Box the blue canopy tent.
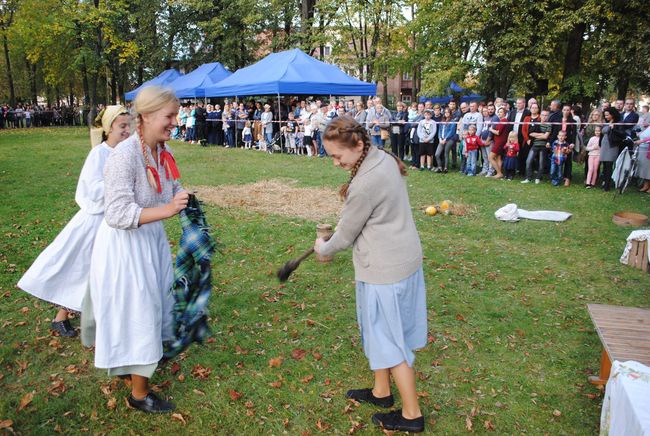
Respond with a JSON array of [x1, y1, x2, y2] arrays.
[[124, 69, 183, 101], [168, 62, 232, 98], [203, 48, 376, 97], [419, 82, 484, 105]]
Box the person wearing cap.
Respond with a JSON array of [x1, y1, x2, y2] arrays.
[[17, 105, 131, 337]]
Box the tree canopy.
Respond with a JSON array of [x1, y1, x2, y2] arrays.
[[1, 0, 648, 112]]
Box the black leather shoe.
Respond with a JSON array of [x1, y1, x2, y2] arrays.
[[372, 409, 425, 432], [345, 388, 394, 408], [51, 319, 77, 337], [127, 392, 175, 413]]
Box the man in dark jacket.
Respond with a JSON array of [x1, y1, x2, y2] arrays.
[[194, 102, 207, 142], [622, 98, 640, 138]]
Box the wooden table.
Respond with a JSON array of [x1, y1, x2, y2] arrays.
[[587, 304, 650, 386]]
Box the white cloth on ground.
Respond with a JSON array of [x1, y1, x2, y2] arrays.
[[619, 230, 650, 265], [494, 203, 572, 222], [600, 360, 650, 436], [17, 142, 113, 311]]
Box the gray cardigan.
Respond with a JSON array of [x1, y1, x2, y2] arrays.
[[320, 146, 422, 284]]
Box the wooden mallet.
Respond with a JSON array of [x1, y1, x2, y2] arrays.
[[276, 235, 330, 283]]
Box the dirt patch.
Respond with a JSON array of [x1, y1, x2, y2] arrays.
[[190, 179, 342, 221], [418, 202, 477, 217]]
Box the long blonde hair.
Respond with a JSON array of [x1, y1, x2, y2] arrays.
[[133, 86, 178, 119]]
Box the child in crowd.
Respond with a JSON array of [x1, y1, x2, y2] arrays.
[[185, 106, 195, 143], [463, 124, 482, 176], [407, 102, 418, 123], [503, 131, 520, 180], [284, 113, 298, 154], [242, 121, 252, 149], [417, 109, 437, 171], [585, 125, 601, 188], [314, 117, 426, 433], [549, 130, 569, 186], [303, 118, 314, 157]]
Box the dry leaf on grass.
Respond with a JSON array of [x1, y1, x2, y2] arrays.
[[172, 413, 187, 425], [268, 357, 284, 368], [291, 349, 307, 360], [18, 391, 34, 411], [228, 390, 243, 401]]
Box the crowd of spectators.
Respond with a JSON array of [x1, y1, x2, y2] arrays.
[[0, 103, 91, 128], [5, 94, 649, 192], [176, 95, 649, 192]]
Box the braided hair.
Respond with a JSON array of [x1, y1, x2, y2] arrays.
[[323, 117, 407, 200]]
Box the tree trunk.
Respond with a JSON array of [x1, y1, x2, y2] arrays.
[[561, 21, 586, 100], [301, 0, 315, 51], [69, 81, 74, 107], [616, 75, 629, 100], [2, 32, 15, 106]]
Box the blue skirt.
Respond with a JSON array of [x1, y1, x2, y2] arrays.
[[355, 267, 427, 370], [503, 156, 518, 170]]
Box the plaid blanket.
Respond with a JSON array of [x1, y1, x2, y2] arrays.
[[163, 194, 217, 359]]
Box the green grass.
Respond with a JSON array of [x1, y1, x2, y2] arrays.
[[0, 127, 648, 434]]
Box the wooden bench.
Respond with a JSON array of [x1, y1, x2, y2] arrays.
[[587, 304, 650, 387]]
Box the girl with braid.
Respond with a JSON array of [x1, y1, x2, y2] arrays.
[[314, 117, 427, 433], [87, 86, 188, 413]]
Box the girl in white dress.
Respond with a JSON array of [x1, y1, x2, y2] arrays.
[[17, 106, 131, 337], [88, 86, 188, 413]]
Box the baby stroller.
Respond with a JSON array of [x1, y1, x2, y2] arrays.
[[266, 131, 284, 154]]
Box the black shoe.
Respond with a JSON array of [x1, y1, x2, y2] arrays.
[[372, 409, 425, 432], [51, 319, 77, 337], [345, 388, 394, 408], [127, 392, 176, 413]]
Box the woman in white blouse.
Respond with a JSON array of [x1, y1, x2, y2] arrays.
[[18, 106, 130, 337], [88, 86, 188, 413]]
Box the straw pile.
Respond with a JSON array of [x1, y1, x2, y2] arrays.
[[189, 179, 342, 221]]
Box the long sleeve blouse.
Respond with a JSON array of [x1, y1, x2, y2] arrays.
[[103, 134, 182, 230]]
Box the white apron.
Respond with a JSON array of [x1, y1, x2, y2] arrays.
[[17, 143, 113, 311], [90, 220, 175, 369]]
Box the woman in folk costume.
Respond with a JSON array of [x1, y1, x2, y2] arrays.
[[17, 106, 131, 337], [87, 86, 188, 413]]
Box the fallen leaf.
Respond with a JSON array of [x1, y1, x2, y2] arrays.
[[455, 313, 466, 322], [18, 391, 35, 411], [0, 420, 13, 429], [228, 389, 243, 401], [191, 364, 211, 379], [15, 321, 27, 326], [316, 418, 331, 432], [553, 409, 562, 417], [170, 362, 181, 375], [268, 357, 284, 368], [312, 351, 323, 361], [65, 364, 78, 374], [107, 397, 117, 410], [301, 374, 314, 384], [484, 420, 496, 430], [178, 374, 185, 382], [269, 381, 282, 388], [291, 349, 307, 360], [48, 379, 66, 397], [465, 416, 473, 431], [172, 413, 186, 425], [464, 339, 474, 351], [244, 401, 254, 409], [416, 391, 429, 398]]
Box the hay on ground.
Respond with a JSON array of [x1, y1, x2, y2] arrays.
[[190, 179, 342, 221]]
